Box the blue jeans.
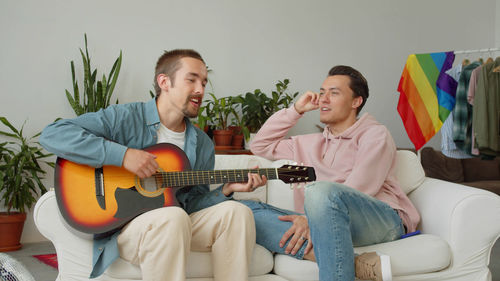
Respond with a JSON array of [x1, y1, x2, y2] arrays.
[[241, 181, 405, 281]]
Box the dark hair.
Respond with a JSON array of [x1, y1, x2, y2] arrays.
[[327, 65, 369, 114], [154, 49, 205, 96]]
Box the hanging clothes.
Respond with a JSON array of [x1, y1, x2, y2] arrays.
[[473, 57, 500, 156], [467, 66, 482, 155], [452, 61, 481, 154], [440, 65, 473, 158]]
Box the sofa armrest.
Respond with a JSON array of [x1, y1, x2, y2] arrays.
[[408, 178, 500, 268], [34, 190, 95, 279]]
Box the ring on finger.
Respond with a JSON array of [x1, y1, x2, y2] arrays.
[[300, 236, 306, 241]]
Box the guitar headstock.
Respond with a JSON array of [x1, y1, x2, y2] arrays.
[[277, 165, 316, 184]]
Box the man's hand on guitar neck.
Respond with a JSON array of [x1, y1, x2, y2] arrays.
[[222, 166, 268, 196], [123, 148, 159, 178]]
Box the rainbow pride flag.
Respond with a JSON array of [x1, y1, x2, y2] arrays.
[[397, 51, 455, 150]]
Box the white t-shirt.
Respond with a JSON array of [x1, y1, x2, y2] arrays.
[[157, 123, 186, 150]]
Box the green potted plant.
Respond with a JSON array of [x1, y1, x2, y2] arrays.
[[65, 34, 122, 116], [268, 79, 299, 114], [237, 79, 299, 147], [228, 101, 250, 148], [0, 117, 53, 251], [205, 93, 237, 147], [192, 103, 214, 133]]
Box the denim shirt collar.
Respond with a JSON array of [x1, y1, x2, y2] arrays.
[[184, 120, 198, 169], [145, 98, 161, 127]]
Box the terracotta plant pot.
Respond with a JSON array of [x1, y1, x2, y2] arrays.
[[232, 134, 244, 148], [212, 129, 233, 146], [0, 212, 27, 252], [228, 126, 244, 148]]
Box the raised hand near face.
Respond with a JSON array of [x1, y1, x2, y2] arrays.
[[294, 91, 320, 114]]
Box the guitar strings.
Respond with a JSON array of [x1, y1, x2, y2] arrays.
[[96, 168, 308, 184]]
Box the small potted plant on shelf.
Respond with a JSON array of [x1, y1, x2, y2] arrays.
[[0, 117, 53, 251], [205, 93, 237, 147], [228, 108, 250, 149]]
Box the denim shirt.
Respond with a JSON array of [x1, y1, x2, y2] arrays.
[[40, 99, 232, 278]]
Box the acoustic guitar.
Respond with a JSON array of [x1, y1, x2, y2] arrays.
[[54, 143, 316, 234]]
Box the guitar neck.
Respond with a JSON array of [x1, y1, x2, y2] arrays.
[[158, 168, 279, 187]]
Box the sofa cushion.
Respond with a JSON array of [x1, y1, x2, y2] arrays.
[[395, 150, 426, 194], [105, 244, 274, 278], [461, 157, 500, 182], [273, 234, 450, 280], [213, 154, 272, 202], [419, 147, 464, 182], [354, 234, 450, 276]]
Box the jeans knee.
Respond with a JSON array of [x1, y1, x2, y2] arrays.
[[304, 182, 350, 218], [239, 199, 264, 212]]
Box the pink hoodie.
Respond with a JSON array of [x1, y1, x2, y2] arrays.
[[250, 106, 420, 233]]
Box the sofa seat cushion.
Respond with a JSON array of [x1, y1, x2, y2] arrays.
[[273, 234, 450, 281], [105, 244, 274, 279]]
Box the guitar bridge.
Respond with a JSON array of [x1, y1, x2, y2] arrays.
[[95, 167, 106, 210]]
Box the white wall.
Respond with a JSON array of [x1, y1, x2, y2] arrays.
[[0, 0, 497, 243], [497, 0, 500, 46]]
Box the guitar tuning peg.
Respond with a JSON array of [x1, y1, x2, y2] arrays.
[[289, 183, 294, 189]]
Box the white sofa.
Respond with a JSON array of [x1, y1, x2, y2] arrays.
[[34, 150, 500, 281]]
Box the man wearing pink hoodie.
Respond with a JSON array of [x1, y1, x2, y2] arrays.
[[243, 65, 420, 281]]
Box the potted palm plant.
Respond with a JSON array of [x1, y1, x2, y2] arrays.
[[0, 117, 53, 251]]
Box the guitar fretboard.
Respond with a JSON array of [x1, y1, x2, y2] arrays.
[[157, 168, 278, 187]]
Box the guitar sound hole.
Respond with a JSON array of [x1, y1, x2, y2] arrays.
[[139, 177, 161, 193]]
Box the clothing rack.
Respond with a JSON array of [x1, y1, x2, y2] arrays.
[[454, 47, 500, 55]]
